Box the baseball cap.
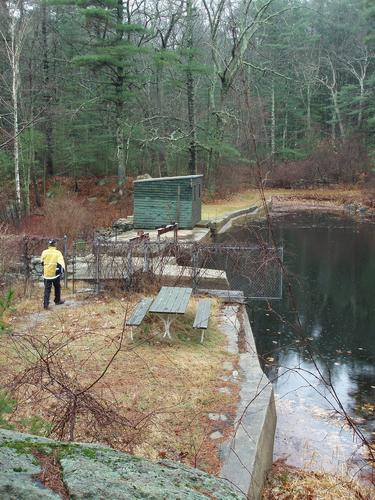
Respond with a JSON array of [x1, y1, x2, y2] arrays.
[[48, 239, 56, 246]]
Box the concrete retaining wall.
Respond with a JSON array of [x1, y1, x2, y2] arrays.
[[219, 304, 276, 499]]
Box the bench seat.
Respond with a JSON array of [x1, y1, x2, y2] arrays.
[[193, 299, 211, 343], [126, 298, 153, 339]]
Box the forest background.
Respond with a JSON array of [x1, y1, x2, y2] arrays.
[[0, 0, 374, 222], [0, 2, 375, 495]]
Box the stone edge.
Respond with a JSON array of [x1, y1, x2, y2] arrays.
[[202, 197, 272, 235], [220, 305, 276, 500]]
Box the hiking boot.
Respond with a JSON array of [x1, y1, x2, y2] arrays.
[[44, 305, 49, 310], [55, 300, 65, 305]]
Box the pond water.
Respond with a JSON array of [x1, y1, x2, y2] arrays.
[[218, 212, 375, 476]]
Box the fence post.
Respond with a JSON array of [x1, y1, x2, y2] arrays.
[[279, 246, 284, 300], [22, 236, 30, 294], [72, 242, 76, 294], [143, 241, 150, 273], [95, 238, 101, 294], [63, 235, 68, 288], [126, 243, 133, 290], [191, 245, 200, 294]]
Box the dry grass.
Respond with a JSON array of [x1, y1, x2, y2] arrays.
[[202, 191, 261, 219], [1, 286, 239, 474], [263, 459, 375, 499], [202, 186, 366, 221]]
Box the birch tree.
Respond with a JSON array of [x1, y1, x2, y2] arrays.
[[0, 0, 30, 212]]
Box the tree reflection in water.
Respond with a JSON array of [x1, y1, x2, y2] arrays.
[[218, 213, 375, 473]]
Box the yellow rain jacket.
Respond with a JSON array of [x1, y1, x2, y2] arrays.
[[40, 246, 65, 280]]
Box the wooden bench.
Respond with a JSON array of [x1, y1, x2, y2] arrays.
[[129, 231, 150, 244], [126, 298, 153, 340], [156, 223, 178, 243], [193, 299, 211, 343]]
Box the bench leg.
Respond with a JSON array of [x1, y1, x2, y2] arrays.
[[128, 327, 134, 341], [162, 316, 173, 339], [200, 329, 205, 344]]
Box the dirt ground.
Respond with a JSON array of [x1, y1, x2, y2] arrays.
[[1, 285, 239, 475]]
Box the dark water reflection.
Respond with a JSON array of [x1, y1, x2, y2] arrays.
[[218, 212, 375, 473]]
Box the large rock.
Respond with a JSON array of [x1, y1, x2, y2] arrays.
[[0, 429, 242, 499], [112, 217, 134, 233]]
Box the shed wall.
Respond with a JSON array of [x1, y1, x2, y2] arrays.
[[133, 177, 202, 229]]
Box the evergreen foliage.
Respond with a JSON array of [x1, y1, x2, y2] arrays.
[[0, 0, 373, 204]]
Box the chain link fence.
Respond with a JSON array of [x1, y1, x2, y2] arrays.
[[4, 236, 283, 300], [0, 234, 68, 291], [189, 244, 283, 300]]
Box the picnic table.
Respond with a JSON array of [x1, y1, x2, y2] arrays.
[[149, 286, 192, 339]]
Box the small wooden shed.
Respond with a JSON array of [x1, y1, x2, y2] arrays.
[[133, 175, 203, 229]]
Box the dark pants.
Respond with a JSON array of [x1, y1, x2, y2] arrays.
[[44, 277, 61, 308]]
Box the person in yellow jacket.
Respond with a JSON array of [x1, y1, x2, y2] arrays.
[[40, 239, 66, 310]]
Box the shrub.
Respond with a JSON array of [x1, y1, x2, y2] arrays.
[[215, 163, 253, 198], [267, 136, 370, 188], [265, 160, 316, 188], [0, 289, 13, 332], [43, 194, 94, 239], [20, 192, 96, 240], [0, 224, 22, 287], [360, 172, 375, 208], [0, 389, 15, 429]]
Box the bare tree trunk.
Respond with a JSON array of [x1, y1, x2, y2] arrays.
[[202, 0, 276, 189], [344, 49, 369, 129], [116, 100, 125, 189], [282, 109, 288, 151], [331, 89, 345, 139], [186, 0, 197, 175], [331, 109, 336, 143], [206, 80, 216, 182], [10, 12, 21, 211], [358, 78, 364, 128], [1, 1, 31, 214], [187, 72, 197, 175], [32, 174, 41, 207], [271, 81, 276, 158], [320, 57, 345, 141], [306, 83, 311, 133], [42, 4, 54, 176], [115, 0, 125, 189]]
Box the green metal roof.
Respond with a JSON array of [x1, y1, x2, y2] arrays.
[[134, 175, 203, 184]]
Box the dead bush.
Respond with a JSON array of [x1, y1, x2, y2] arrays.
[[267, 136, 369, 188], [266, 160, 316, 188], [44, 194, 94, 239], [0, 182, 18, 222], [360, 172, 375, 209], [0, 224, 22, 287], [8, 323, 144, 448], [214, 163, 254, 198]]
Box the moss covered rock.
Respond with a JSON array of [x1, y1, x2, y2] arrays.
[[0, 429, 242, 499]]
